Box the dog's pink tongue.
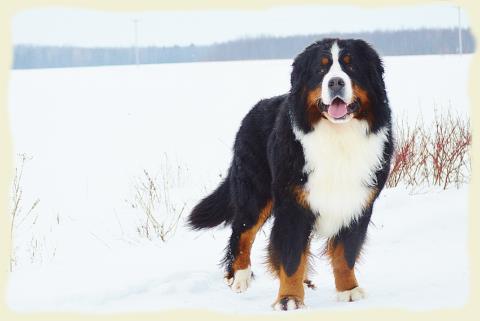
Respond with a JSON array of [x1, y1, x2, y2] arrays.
[[328, 100, 348, 118]]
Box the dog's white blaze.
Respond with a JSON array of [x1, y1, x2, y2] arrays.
[[294, 120, 388, 238], [321, 41, 353, 104]]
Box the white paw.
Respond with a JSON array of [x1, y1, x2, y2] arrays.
[[226, 267, 252, 293], [337, 286, 366, 302], [272, 297, 305, 311], [224, 274, 234, 286]]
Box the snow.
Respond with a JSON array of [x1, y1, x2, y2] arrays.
[[6, 54, 472, 313]]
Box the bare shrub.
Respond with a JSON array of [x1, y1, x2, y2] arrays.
[[430, 112, 471, 188], [10, 153, 41, 271], [127, 156, 187, 242], [387, 111, 471, 190]]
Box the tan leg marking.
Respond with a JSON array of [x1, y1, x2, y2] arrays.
[[231, 200, 273, 272], [272, 250, 310, 310], [327, 241, 358, 292]]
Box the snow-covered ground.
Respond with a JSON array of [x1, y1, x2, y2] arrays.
[[6, 54, 472, 313]]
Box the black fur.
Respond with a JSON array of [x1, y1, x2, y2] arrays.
[[188, 38, 393, 291], [188, 179, 234, 229]]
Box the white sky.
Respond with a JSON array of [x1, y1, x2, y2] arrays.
[[12, 3, 470, 47]]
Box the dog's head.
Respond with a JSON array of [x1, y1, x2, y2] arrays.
[[290, 38, 389, 133]]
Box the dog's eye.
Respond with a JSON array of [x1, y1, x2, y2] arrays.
[[342, 54, 352, 65], [321, 56, 330, 65]]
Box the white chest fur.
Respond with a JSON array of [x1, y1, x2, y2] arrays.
[[293, 119, 388, 238]]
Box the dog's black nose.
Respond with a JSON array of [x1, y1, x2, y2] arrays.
[[328, 77, 345, 92]]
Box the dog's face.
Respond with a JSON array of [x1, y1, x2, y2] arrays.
[[319, 41, 357, 124], [291, 38, 385, 128]]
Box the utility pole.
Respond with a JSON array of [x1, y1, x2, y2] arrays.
[[133, 19, 140, 65], [457, 6, 463, 55]]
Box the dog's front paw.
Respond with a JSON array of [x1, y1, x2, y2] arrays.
[[272, 296, 305, 311], [224, 267, 253, 293], [336, 286, 366, 302]]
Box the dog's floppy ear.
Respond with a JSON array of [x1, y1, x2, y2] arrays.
[[290, 41, 321, 94], [354, 39, 390, 130], [290, 49, 310, 94], [354, 39, 385, 84]]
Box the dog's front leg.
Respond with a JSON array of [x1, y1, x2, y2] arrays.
[[268, 196, 315, 311], [327, 205, 373, 302]]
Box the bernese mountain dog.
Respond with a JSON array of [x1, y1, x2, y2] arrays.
[[188, 38, 393, 311]]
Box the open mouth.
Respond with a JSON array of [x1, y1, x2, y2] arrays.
[[319, 97, 360, 121]]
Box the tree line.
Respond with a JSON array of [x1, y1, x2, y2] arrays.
[[13, 28, 475, 69]]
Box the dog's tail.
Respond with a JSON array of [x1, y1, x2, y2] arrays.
[[187, 179, 234, 230]]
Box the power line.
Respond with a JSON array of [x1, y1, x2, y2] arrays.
[[457, 6, 463, 55], [133, 19, 140, 65]]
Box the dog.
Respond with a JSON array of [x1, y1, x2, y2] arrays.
[[188, 38, 393, 310]]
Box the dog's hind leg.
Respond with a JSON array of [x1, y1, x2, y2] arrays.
[[220, 106, 274, 292], [223, 199, 273, 293]]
